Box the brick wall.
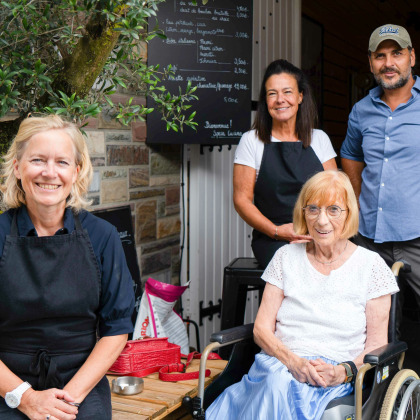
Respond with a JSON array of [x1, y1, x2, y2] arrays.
[[79, 112, 181, 285]]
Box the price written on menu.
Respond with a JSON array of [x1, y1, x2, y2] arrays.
[[147, 0, 253, 145]]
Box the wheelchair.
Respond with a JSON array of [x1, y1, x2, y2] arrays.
[[183, 261, 420, 420]]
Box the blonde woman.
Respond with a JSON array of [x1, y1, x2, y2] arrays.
[[0, 116, 134, 420]]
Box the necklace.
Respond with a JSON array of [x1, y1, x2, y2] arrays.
[[313, 240, 348, 265]]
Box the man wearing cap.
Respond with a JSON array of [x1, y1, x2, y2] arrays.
[[341, 24, 420, 329]]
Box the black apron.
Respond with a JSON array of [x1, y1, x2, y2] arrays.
[[252, 142, 323, 268], [0, 209, 101, 392]]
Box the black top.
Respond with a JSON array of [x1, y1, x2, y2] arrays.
[[0, 206, 135, 337]]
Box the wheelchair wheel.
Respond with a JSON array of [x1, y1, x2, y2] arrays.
[[396, 379, 420, 420], [380, 369, 419, 420]]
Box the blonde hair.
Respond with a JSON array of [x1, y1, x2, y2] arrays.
[[293, 170, 359, 239], [1, 115, 92, 211]]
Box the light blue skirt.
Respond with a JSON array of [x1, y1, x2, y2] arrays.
[[206, 353, 353, 420]]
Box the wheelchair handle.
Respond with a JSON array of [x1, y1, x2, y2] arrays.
[[391, 260, 411, 277], [389, 260, 411, 342], [197, 341, 221, 406]]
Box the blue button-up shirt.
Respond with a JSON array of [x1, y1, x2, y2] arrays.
[[0, 206, 135, 336], [341, 76, 420, 243]]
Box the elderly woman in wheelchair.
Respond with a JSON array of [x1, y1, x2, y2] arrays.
[[206, 170, 400, 420]]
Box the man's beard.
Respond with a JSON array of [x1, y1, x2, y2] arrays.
[[373, 66, 412, 90]]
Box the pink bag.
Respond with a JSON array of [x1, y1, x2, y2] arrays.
[[133, 278, 189, 354]]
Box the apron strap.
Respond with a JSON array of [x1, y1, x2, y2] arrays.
[[10, 211, 18, 237], [29, 349, 61, 389], [72, 210, 83, 232]]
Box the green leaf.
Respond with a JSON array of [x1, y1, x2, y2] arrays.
[[113, 77, 127, 88], [38, 75, 51, 82], [105, 96, 114, 107]]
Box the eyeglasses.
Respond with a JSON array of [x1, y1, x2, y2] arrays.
[[302, 205, 348, 219]]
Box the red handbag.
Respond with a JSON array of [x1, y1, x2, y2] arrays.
[[109, 337, 221, 382]]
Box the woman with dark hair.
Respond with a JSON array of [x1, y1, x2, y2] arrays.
[[233, 59, 337, 268]]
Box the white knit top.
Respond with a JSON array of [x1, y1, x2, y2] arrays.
[[261, 243, 399, 362]]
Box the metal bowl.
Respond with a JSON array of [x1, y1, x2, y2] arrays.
[[111, 376, 144, 395]]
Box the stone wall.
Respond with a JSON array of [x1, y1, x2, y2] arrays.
[[84, 112, 182, 285]]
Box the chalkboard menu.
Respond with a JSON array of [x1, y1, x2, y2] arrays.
[[146, 0, 253, 145]]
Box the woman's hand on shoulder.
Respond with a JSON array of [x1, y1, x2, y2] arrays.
[[276, 223, 312, 243], [309, 359, 346, 387], [287, 355, 327, 387], [19, 388, 78, 420]]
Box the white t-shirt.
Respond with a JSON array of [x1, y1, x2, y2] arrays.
[[234, 129, 337, 177], [261, 243, 399, 362]]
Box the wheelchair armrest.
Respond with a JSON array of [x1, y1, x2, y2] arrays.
[[210, 323, 254, 345], [363, 341, 407, 365]]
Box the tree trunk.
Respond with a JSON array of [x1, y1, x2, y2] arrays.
[[51, 11, 124, 98], [52, 8, 124, 98]]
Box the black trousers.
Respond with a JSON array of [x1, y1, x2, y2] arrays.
[[0, 376, 111, 420], [353, 233, 420, 371]]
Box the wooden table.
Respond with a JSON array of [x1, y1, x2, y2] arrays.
[[108, 359, 228, 420]]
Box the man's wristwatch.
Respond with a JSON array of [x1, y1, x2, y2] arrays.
[[5, 382, 32, 408]]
